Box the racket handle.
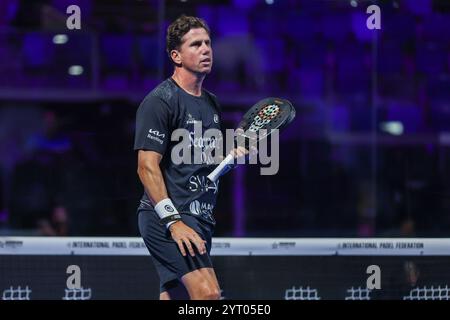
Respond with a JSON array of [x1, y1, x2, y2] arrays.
[[207, 154, 234, 183]]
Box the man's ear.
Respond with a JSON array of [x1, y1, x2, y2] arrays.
[[170, 49, 182, 65]]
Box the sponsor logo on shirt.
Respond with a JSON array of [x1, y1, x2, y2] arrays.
[[188, 133, 218, 149], [147, 128, 165, 144], [190, 200, 215, 217], [214, 114, 219, 124], [187, 128, 221, 165], [188, 175, 219, 194], [186, 113, 201, 125]]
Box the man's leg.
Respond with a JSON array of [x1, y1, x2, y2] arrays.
[[181, 267, 221, 300], [160, 287, 190, 300], [160, 291, 171, 300], [159, 279, 190, 300]]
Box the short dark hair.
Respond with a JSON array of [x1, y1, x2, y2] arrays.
[[166, 15, 210, 59]]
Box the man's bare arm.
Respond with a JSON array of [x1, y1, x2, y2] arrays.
[[137, 150, 206, 256], [137, 150, 168, 204]]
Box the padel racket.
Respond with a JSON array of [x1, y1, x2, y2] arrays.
[[207, 97, 296, 182]]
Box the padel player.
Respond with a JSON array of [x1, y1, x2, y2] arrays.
[[134, 15, 246, 300]]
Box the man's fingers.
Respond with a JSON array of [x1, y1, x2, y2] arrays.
[[195, 241, 206, 255], [189, 234, 207, 255], [177, 239, 186, 256], [172, 226, 207, 256], [231, 147, 249, 159], [187, 234, 206, 255], [249, 145, 258, 155], [237, 146, 249, 154], [183, 238, 196, 256]]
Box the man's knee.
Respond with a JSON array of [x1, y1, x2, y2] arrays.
[[160, 291, 170, 300], [193, 282, 221, 300], [206, 287, 221, 300]]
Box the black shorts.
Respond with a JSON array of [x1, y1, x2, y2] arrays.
[[138, 208, 214, 293]]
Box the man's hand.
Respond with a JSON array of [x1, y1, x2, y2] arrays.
[[169, 221, 207, 256], [230, 145, 258, 160], [230, 146, 248, 159]]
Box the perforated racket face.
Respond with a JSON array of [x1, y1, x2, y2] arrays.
[[240, 98, 295, 138]]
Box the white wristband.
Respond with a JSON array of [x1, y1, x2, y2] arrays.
[[154, 198, 179, 219], [155, 198, 180, 229]]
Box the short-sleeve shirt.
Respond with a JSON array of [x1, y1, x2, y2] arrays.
[[134, 78, 222, 225]]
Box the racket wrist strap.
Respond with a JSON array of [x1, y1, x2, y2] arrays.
[[155, 198, 182, 228]]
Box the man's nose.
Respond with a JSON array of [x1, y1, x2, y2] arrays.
[[200, 42, 210, 54]]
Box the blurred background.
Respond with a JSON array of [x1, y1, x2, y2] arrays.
[[0, 0, 449, 238]]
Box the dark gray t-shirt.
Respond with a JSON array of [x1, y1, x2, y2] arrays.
[[134, 78, 222, 225]]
